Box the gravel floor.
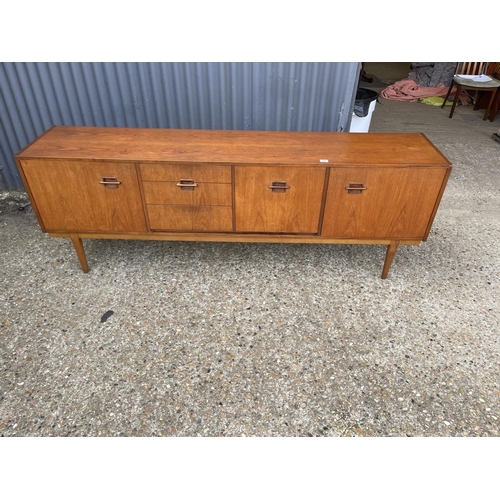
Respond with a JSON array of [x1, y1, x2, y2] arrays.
[[1, 103, 500, 437]]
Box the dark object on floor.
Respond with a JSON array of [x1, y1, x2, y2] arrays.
[[359, 62, 374, 84], [100, 310, 114, 323], [493, 133, 500, 144], [353, 88, 379, 117], [361, 70, 373, 83], [442, 62, 500, 121]]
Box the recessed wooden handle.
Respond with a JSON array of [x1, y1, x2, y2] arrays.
[[100, 177, 121, 188], [345, 183, 367, 194], [269, 181, 290, 193], [177, 179, 198, 190]]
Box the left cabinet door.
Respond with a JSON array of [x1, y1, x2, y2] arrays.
[[20, 160, 148, 233]]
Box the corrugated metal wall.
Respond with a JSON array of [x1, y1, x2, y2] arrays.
[[0, 62, 359, 189]]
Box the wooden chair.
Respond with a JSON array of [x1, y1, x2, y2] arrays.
[[441, 62, 500, 121], [488, 63, 500, 122]]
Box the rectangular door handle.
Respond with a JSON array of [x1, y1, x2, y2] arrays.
[[269, 181, 290, 193], [176, 179, 198, 190], [345, 183, 367, 194], [100, 177, 121, 188]]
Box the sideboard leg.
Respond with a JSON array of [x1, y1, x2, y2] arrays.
[[382, 240, 399, 279], [69, 233, 89, 273]]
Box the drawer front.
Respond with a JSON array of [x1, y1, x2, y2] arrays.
[[322, 167, 447, 239], [143, 181, 232, 206], [148, 205, 233, 232], [140, 163, 231, 183], [142, 162, 234, 232], [234, 166, 326, 233]]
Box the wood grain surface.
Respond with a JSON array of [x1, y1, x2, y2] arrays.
[[321, 167, 447, 239], [147, 205, 233, 232], [20, 160, 147, 232], [143, 182, 232, 206], [235, 166, 326, 233], [17, 126, 452, 167]]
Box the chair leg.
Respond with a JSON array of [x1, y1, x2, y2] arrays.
[[442, 81, 454, 109], [490, 90, 500, 122], [485, 89, 498, 121], [449, 84, 461, 118], [473, 90, 481, 111]]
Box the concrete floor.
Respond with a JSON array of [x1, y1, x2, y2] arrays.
[[1, 70, 499, 436]]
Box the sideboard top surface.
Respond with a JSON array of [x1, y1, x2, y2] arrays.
[[17, 126, 452, 167]]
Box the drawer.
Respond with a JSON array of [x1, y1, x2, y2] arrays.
[[143, 181, 232, 206], [140, 163, 231, 183], [147, 205, 233, 232]]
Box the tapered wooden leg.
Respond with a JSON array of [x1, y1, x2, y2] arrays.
[[382, 240, 399, 279], [70, 233, 89, 273]]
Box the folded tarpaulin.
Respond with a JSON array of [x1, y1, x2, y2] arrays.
[[380, 79, 472, 105]]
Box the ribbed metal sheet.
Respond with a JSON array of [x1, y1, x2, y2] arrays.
[[0, 62, 359, 189]]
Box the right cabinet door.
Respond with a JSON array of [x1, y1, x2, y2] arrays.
[[321, 167, 447, 239]]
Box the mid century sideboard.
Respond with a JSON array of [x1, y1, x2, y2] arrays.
[[15, 126, 452, 278]]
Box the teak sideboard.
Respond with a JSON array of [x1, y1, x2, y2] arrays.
[[15, 126, 452, 278]]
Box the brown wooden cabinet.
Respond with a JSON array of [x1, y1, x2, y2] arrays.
[[15, 126, 452, 278]]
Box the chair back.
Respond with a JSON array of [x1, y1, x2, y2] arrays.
[[489, 62, 500, 77], [455, 62, 489, 75]]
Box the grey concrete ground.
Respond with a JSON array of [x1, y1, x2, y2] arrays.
[[1, 76, 499, 436]]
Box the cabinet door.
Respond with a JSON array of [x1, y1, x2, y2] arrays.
[[321, 167, 446, 239], [235, 166, 326, 233], [20, 160, 147, 233]]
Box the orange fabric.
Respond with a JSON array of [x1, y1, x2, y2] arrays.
[[381, 79, 472, 105]]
